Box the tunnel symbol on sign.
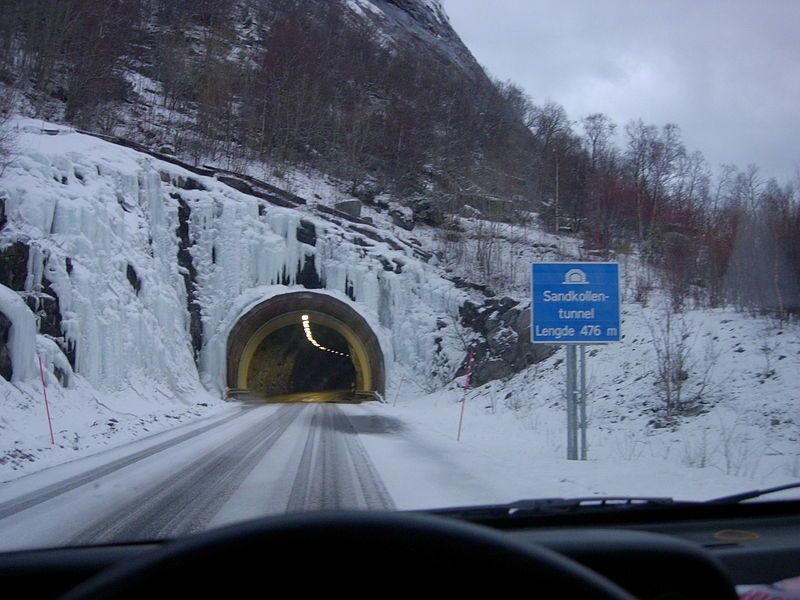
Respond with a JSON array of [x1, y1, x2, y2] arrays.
[[563, 269, 590, 285]]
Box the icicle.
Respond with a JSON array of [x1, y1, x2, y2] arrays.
[[0, 284, 37, 381]]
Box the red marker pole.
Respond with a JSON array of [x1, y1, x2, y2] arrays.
[[457, 350, 475, 442], [38, 355, 55, 445], [392, 376, 405, 407]]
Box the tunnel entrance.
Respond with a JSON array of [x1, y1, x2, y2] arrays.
[[247, 321, 356, 395], [227, 292, 385, 399]]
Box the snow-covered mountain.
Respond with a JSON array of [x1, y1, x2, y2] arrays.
[[0, 1, 797, 498]]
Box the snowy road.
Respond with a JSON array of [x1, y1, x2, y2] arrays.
[[0, 401, 394, 550], [1, 392, 763, 553]]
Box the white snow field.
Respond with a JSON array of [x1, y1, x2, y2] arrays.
[[384, 303, 800, 503]]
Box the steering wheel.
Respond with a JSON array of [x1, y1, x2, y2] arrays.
[[60, 511, 636, 598]]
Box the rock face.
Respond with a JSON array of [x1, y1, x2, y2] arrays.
[[26, 274, 74, 369], [247, 326, 302, 396], [0, 195, 6, 231], [460, 296, 556, 387], [389, 208, 414, 231], [361, 0, 484, 78], [0, 241, 29, 292], [0, 241, 75, 375], [0, 311, 11, 380], [246, 323, 356, 396], [174, 194, 203, 361], [334, 200, 362, 219]]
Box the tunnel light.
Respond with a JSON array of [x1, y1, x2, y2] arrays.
[[300, 314, 350, 358]]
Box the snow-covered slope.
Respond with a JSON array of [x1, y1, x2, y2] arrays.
[[398, 303, 800, 493], [2, 117, 467, 384], [0, 118, 468, 473]]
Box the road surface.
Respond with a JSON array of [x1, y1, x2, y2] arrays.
[[0, 397, 395, 550]]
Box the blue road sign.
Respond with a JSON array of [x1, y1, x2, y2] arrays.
[[531, 262, 620, 344]]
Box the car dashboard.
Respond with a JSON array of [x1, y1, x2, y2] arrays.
[[470, 499, 800, 599], [0, 500, 798, 599]]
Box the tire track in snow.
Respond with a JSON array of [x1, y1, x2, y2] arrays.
[[0, 407, 252, 520], [333, 407, 395, 510], [287, 405, 323, 510], [70, 404, 304, 544], [287, 404, 394, 511]]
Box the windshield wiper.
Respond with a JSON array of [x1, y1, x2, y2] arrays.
[[425, 496, 676, 519], [426, 485, 800, 518], [708, 481, 800, 504]]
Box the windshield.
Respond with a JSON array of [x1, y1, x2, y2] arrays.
[[0, 0, 797, 552]]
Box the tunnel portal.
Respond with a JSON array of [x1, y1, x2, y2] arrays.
[[226, 293, 385, 398]]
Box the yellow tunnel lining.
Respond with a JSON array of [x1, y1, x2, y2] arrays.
[[236, 310, 373, 393]]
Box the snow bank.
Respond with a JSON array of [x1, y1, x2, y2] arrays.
[[392, 300, 800, 493]]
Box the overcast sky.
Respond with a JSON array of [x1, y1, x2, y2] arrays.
[[444, 0, 799, 184]]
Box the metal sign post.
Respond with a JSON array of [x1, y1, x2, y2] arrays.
[[531, 262, 621, 461], [579, 344, 587, 461], [566, 345, 578, 459]]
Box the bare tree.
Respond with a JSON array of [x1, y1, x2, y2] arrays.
[[581, 113, 619, 249], [647, 123, 685, 225], [0, 85, 15, 176], [647, 305, 694, 418], [582, 113, 616, 171], [647, 302, 721, 422], [672, 150, 710, 218], [624, 120, 687, 239]]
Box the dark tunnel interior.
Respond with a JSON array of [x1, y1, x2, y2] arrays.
[[246, 322, 356, 397]]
